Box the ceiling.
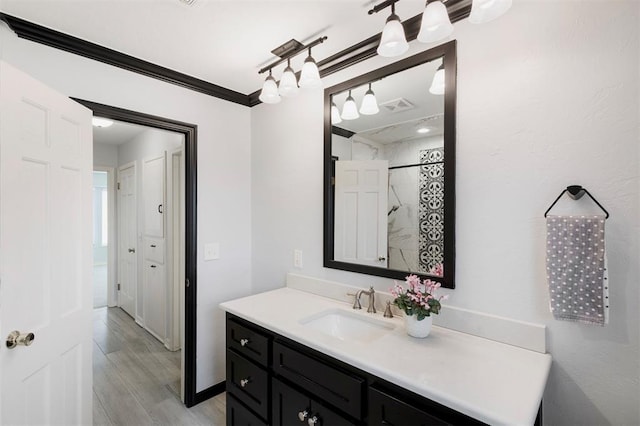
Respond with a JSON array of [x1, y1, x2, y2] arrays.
[[0, 0, 432, 95], [93, 119, 148, 145]]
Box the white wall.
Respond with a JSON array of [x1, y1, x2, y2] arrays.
[[251, 2, 639, 425], [0, 22, 253, 392], [93, 142, 118, 168]]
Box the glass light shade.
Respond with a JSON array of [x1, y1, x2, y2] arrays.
[[92, 117, 114, 128], [429, 66, 445, 95], [341, 94, 359, 120], [299, 56, 322, 89], [377, 15, 409, 58], [279, 66, 299, 97], [417, 1, 453, 43], [359, 89, 379, 115], [331, 102, 342, 124], [469, 0, 512, 24], [258, 75, 281, 104]]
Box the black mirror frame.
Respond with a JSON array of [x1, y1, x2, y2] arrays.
[[323, 40, 457, 289]]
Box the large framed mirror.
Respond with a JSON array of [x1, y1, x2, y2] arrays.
[[323, 41, 456, 288]]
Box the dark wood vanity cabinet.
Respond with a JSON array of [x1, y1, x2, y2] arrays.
[[225, 313, 484, 426]]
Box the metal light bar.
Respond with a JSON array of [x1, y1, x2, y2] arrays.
[[368, 0, 401, 15], [259, 36, 328, 74]]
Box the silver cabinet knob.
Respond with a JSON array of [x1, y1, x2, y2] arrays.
[[240, 378, 250, 388], [298, 410, 308, 422], [240, 338, 249, 347], [308, 415, 319, 426], [6, 330, 35, 349], [378, 256, 386, 261]]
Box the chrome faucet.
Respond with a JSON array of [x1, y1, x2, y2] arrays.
[[352, 286, 376, 313]]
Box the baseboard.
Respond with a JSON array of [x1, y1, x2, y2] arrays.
[[190, 381, 226, 407]]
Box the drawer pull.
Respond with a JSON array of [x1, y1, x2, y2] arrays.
[[240, 338, 249, 347], [150, 244, 156, 248], [298, 410, 308, 422], [240, 378, 250, 388], [308, 415, 319, 426]]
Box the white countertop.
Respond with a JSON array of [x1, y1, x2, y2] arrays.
[[220, 287, 551, 426]]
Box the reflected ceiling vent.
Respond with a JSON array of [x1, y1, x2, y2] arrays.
[[379, 98, 415, 114], [178, 0, 198, 6]]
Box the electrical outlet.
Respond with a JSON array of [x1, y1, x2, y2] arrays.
[[294, 249, 303, 268]]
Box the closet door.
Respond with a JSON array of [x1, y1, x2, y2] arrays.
[[143, 153, 166, 238], [143, 260, 166, 342]]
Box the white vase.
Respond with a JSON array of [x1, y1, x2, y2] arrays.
[[404, 315, 433, 338]]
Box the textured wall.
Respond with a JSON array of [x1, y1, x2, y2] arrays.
[[251, 1, 639, 424]]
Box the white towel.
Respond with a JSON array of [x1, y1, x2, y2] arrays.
[[546, 215, 608, 326]]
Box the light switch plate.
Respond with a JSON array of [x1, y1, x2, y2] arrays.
[[294, 249, 303, 268], [204, 243, 220, 261]]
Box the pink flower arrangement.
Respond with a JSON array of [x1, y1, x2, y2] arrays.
[[390, 271, 448, 321]]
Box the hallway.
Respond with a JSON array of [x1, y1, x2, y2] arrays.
[[93, 307, 225, 425]]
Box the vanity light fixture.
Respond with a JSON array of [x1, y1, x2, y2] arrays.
[[278, 58, 299, 98], [359, 83, 380, 115], [417, 0, 454, 43], [258, 36, 327, 104], [92, 117, 114, 128], [258, 69, 281, 104], [299, 48, 322, 89], [370, 1, 409, 58], [469, 0, 513, 24], [429, 62, 445, 95], [331, 101, 343, 124], [341, 90, 360, 120]]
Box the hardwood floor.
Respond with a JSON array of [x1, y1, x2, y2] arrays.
[[93, 307, 226, 425]]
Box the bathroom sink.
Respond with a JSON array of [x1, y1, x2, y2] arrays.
[[299, 309, 395, 342]]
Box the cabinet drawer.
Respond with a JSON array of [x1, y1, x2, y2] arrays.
[[226, 393, 268, 426], [144, 237, 164, 264], [369, 386, 448, 426], [226, 350, 269, 420], [227, 317, 270, 366], [272, 378, 355, 426], [272, 341, 364, 420]]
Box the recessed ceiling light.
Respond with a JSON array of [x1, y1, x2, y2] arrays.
[[417, 127, 431, 134], [92, 117, 114, 128]]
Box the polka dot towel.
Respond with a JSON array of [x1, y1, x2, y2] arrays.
[[546, 215, 609, 326]]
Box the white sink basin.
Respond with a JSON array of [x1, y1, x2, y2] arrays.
[[299, 309, 395, 342]]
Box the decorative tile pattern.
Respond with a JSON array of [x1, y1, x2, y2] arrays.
[[418, 148, 444, 274]]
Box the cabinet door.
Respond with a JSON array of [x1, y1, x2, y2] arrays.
[[142, 153, 165, 238], [369, 386, 449, 426], [226, 393, 268, 426], [227, 350, 269, 420], [143, 261, 166, 342], [272, 378, 355, 426]]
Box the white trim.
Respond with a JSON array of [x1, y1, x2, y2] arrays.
[[94, 166, 117, 307]]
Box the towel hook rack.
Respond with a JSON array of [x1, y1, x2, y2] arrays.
[[544, 185, 610, 218]]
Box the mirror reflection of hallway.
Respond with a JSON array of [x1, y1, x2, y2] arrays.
[[93, 170, 110, 309]]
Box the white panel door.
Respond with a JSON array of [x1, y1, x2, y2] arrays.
[[0, 61, 92, 425], [334, 160, 389, 267], [143, 261, 166, 343], [143, 153, 166, 238], [118, 162, 137, 317]]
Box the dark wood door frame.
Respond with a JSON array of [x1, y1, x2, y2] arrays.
[[74, 98, 206, 407]]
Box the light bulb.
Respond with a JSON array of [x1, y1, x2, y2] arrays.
[[299, 54, 322, 89], [429, 64, 445, 95], [279, 61, 299, 98], [469, 0, 512, 24], [377, 6, 409, 58], [359, 84, 379, 115], [341, 91, 359, 120], [92, 117, 114, 128], [258, 72, 281, 104], [331, 102, 342, 124], [417, 1, 453, 43]]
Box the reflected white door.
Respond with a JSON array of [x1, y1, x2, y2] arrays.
[[0, 61, 93, 424], [118, 162, 137, 317], [334, 160, 389, 267]]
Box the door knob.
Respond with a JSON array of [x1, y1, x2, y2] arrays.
[[6, 330, 35, 349], [128, 248, 135, 253]]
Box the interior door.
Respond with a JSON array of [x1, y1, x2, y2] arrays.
[[0, 61, 93, 424], [334, 160, 389, 267], [143, 153, 165, 238], [118, 162, 137, 317]]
